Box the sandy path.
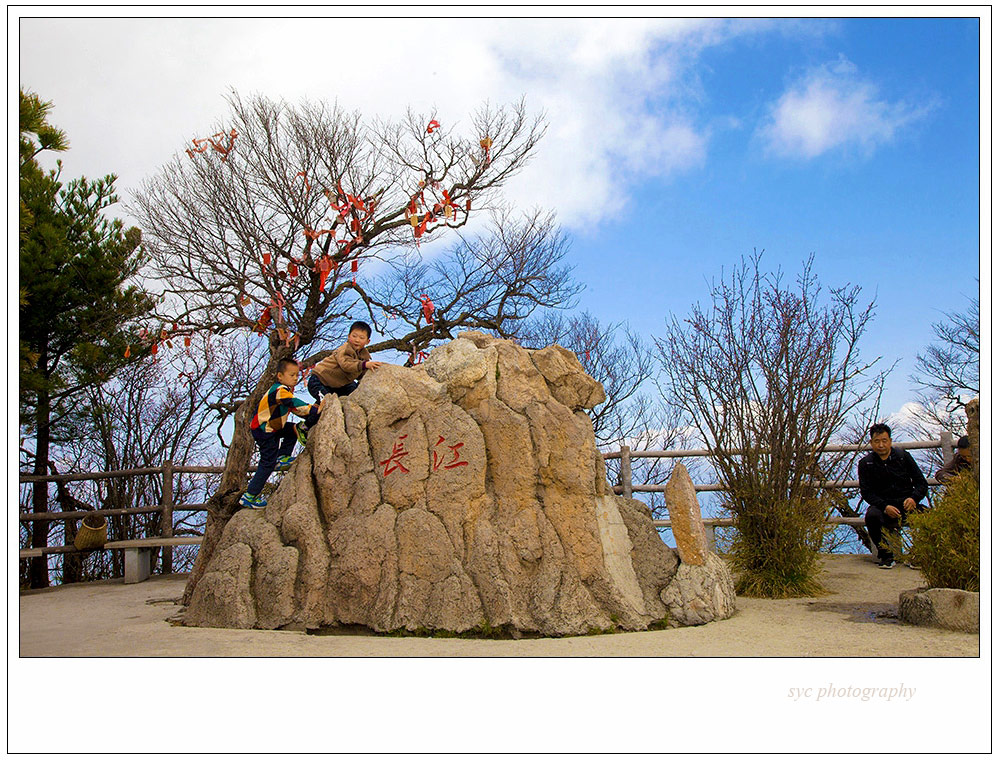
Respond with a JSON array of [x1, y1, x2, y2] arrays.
[[18, 553, 977, 657]]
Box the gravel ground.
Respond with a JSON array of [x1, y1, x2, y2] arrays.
[[17, 553, 978, 657]]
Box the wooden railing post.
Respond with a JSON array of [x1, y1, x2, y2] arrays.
[[939, 430, 953, 461], [161, 460, 174, 574], [620, 446, 632, 500]]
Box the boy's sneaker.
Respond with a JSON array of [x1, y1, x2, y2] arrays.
[[904, 561, 921, 570], [295, 422, 309, 447], [877, 558, 896, 569], [239, 492, 267, 509], [276, 454, 296, 472]]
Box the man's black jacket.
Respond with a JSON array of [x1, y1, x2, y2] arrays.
[[858, 446, 929, 511]]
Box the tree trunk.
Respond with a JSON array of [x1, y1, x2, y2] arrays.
[[62, 518, 82, 584], [181, 348, 285, 605], [30, 382, 51, 588], [57, 482, 86, 584]]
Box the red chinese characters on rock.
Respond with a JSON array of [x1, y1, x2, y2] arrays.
[[432, 436, 469, 472], [380, 434, 411, 477], [379, 434, 470, 478]]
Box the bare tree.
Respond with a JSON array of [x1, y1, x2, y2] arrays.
[[655, 252, 890, 596], [29, 334, 249, 584], [129, 91, 577, 602], [307, 207, 581, 365], [903, 288, 980, 468], [911, 288, 980, 410]]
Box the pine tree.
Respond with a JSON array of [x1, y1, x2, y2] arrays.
[[19, 89, 154, 587]]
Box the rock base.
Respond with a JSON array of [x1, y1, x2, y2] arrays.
[[659, 553, 737, 627], [899, 587, 979, 633]]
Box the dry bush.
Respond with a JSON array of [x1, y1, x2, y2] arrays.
[[908, 471, 979, 591], [656, 252, 888, 597]]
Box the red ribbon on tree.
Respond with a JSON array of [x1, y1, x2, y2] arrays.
[[254, 307, 272, 335], [304, 227, 338, 242], [185, 129, 238, 161], [316, 256, 334, 291], [426, 120, 440, 134], [420, 294, 435, 324]]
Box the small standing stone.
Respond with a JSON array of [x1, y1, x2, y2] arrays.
[[665, 462, 710, 566]]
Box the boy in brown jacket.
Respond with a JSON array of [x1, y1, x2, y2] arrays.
[[306, 320, 384, 403]]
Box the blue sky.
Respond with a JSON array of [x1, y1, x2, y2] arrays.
[[14, 13, 986, 419], [564, 17, 982, 416]]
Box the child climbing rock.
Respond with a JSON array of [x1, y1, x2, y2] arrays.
[[306, 320, 384, 403], [240, 358, 327, 509]]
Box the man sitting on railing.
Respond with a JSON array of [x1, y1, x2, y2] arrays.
[[858, 423, 929, 569]]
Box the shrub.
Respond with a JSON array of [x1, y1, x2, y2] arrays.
[[724, 487, 829, 598], [656, 254, 888, 598], [908, 471, 979, 591]]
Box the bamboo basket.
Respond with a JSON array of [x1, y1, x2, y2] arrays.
[[73, 514, 108, 551]]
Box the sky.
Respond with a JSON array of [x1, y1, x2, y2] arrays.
[[10, 9, 992, 748], [13, 10, 988, 421]]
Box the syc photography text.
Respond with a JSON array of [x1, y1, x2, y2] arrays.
[[788, 683, 916, 702]]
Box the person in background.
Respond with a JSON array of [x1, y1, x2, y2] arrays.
[[858, 423, 929, 569], [935, 435, 973, 484]]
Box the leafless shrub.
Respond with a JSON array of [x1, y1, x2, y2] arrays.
[[655, 252, 889, 596]]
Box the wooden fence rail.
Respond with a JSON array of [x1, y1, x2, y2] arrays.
[[605, 434, 954, 550], [603, 434, 954, 500], [17, 460, 234, 576], [19, 433, 955, 580]]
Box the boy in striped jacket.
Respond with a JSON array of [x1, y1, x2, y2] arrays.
[[240, 358, 328, 509]]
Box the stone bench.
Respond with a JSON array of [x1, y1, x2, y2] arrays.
[[19, 537, 203, 583]]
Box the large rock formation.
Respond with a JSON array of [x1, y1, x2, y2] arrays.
[[183, 332, 735, 635]]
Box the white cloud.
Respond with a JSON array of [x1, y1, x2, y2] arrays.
[[17, 16, 761, 232], [758, 56, 933, 159]]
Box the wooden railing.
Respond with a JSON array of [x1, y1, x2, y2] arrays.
[[18, 461, 230, 575], [19, 433, 956, 578], [602, 433, 955, 548]]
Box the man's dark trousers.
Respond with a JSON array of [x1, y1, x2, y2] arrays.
[[865, 503, 926, 562]]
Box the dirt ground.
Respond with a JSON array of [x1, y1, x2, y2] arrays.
[[17, 553, 978, 657]]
